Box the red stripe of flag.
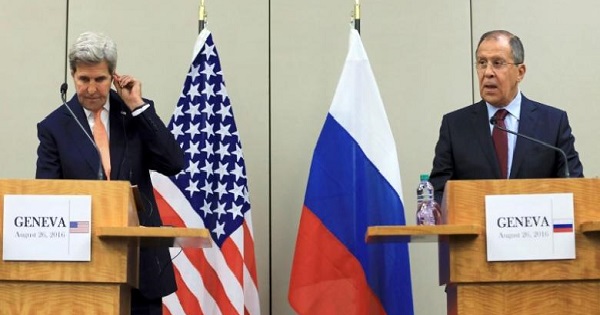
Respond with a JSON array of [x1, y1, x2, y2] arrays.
[[187, 248, 239, 315], [289, 206, 386, 315], [221, 238, 244, 285], [243, 221, 258, 286], [154, 188, 186, 227], [554, 227, 573, 233], [171, 255, 204, 315]]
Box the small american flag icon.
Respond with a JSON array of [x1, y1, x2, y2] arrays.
[[69, 221, 89, 233]]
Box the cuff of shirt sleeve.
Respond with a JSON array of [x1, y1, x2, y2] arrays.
[[131, 103, 150, 116]]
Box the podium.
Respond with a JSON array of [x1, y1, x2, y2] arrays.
[[367, 178, 600, 315], [0, 179, 210, 315]]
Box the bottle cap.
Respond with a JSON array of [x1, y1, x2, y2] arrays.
[[420, 174, 429, 181]]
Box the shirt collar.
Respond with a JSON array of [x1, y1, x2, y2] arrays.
[[486, 90, 521, 121], [83, 99, 111, 118]]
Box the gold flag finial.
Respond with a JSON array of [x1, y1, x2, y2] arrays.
[[353, 0, 361, 32], [199, 0, 206, 22], [354, 0, 360, 20], [199, 0, 206, 32]]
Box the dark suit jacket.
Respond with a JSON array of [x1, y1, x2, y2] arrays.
[[429, 94, 584, 203], [36, 90, 184, 299]]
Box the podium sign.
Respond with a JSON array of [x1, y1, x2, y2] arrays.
[[485, 193, 575, 262], [3, 195, 92, 261]]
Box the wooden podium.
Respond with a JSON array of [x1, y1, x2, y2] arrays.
[[367, 178, 600, 315], [0, 179, 210, 315]]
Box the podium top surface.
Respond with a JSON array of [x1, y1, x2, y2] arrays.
[[97, 226, 212, 248], [366, 224, 481, 243]]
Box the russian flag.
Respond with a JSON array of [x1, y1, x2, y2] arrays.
[[288, 28, 414, 315], [553, 219, 574, 233]]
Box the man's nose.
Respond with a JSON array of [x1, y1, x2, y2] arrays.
[[87, 82, 97, 94], [482, 65, 495, 77]]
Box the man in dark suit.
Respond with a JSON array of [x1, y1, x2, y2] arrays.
[[429, 30, 584, 203], [36, 32, 184, 315]]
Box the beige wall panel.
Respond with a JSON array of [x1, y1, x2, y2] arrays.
[[11, 1, 599, 314], [270, 2, 348, 314], [206, 3, 270, 314], [5, 0, 271, 313], [0, 1, 65, 179], [68, 0, 198, 120], [68, 1, 270, 313], [271, 1, 471, 314], [472, 1, 600, 177]]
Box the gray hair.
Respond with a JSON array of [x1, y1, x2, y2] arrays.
[[69, 32, 117, 74], [477, 30, 524, 64]]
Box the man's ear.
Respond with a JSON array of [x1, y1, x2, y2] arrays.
[[517, 63, 526, 82]]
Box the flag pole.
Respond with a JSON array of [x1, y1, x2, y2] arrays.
[[353, 0, 360, 33], [199, 0, 206, 33]]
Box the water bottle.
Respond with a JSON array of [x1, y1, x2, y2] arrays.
[[416, 174, 441, 225]]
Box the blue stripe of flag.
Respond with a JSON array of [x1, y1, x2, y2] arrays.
[[304, 114, 413, 315], [553, 224, 573, 229]]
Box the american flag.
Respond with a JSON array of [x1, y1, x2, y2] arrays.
[[69, 221, 89, 233], [151, 29, 260, 315]]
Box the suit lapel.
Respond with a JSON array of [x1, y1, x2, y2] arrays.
[[64, 92, 129, 180], [108, 91, 127, 180], [64, 97, 101, 177], [471, 101, 502, 178], [510, 95, 538, 178]]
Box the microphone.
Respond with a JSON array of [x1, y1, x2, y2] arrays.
[[60, 83, 68, 96], [60, 83, 105, 180], [490, 115, 570, 178]]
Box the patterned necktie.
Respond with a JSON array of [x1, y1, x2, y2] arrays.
[[492, 109, 509, 179], [93, 110, 110, 180]]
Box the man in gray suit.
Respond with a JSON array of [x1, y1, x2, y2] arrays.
[[429, 30, 584, 203]]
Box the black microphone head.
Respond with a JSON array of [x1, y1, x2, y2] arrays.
[[490, 116, 496, 125], [60, 83, 68, 95]]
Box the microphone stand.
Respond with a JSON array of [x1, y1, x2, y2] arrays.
[[60, 83, 105, 180], [490, 118, 570, 178]]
